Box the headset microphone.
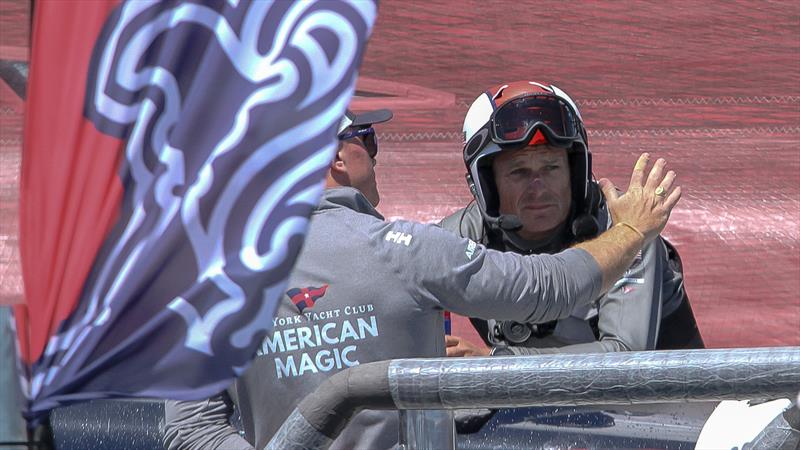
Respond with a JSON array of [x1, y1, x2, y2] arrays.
[[484, 214, 523, 231]]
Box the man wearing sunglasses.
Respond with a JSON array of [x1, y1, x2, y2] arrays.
[[331, 109, 384, 207], [442, 81, 703, 364], [165, 103, 685, 449]]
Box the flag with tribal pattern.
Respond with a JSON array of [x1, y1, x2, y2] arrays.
[[14, 0, 377, 425]]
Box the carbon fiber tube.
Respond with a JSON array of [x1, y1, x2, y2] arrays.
[[266, 348, 799, 450], [266, 361, 393, 450], [264, 409, 333, 450], [389, 347, 800, 409]]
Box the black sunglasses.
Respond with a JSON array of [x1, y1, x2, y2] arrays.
[[338, 127, 378, 158]]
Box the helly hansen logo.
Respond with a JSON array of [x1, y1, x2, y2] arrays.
[[465, 240, 477, 259], [286, 285, 329, 312], [385, 230, 413, 246]]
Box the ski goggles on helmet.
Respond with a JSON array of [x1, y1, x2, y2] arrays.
[[338, 126, 378, 158], [464, 94, 583, 164]]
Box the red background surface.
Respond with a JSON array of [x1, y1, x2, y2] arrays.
[[1, 0, 798, 348]]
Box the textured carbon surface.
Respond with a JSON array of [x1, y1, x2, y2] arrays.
[[265, 408, 334, 450], [388, 347, 800, 409]]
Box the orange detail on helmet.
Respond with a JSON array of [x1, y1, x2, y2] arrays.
[[528, 129, 549, 146]]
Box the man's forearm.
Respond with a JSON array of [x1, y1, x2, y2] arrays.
[[575, 223, 645, 295]]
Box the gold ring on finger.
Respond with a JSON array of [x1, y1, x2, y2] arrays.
[[655, 186, 666, 197]]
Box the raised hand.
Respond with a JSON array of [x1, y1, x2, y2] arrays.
[[598, 153, 682, 243]]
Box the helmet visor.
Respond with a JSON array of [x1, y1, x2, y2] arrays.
[[492, 94, 580, 144]]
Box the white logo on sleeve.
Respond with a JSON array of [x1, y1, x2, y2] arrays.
[[385, 230, 413, 246], [465, 239, 477, 259]]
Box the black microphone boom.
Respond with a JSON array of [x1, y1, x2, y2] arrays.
[[485, 214, 523, 231]]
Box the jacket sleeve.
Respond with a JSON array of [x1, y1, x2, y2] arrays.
[[503, 236, 675, 355], [163, 392, 253, 450], [375, 219, 603, 324]]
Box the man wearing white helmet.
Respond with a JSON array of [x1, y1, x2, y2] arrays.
[[442, 81, 704, 359]]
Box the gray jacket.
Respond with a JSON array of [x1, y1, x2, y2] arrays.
[[164, 187, 602, 450], [439, 200, 688, 354]]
